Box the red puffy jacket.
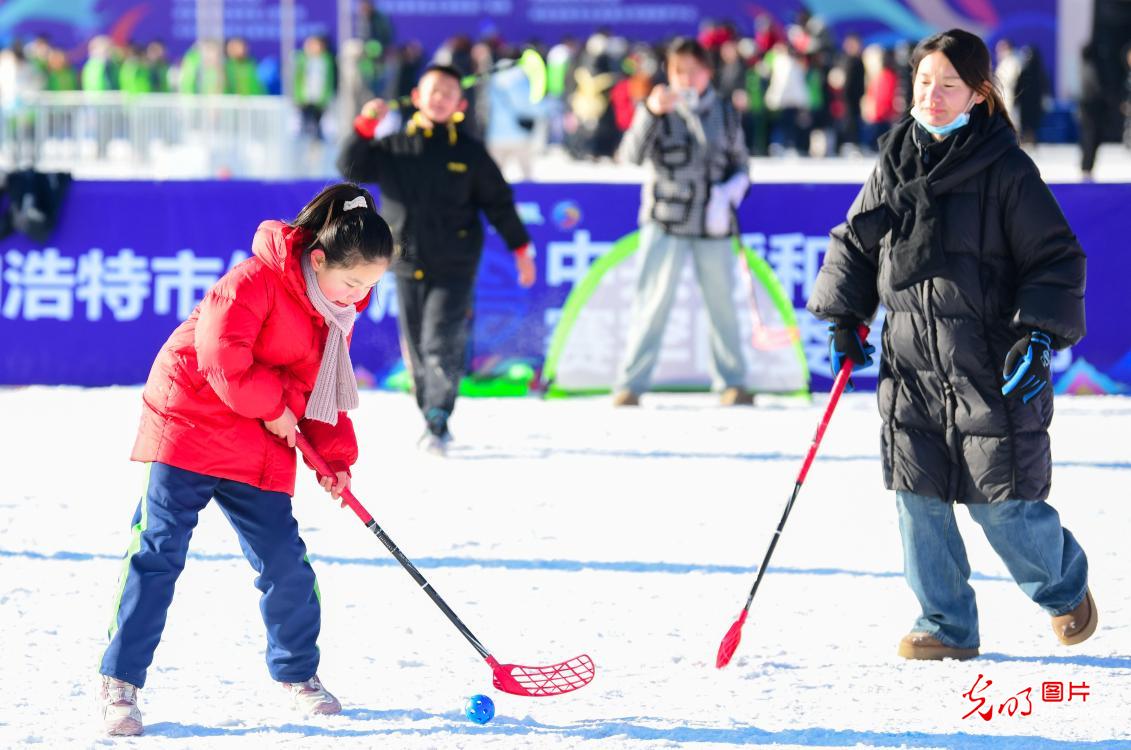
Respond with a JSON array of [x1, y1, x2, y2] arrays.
[[132, 220, 368, 495]]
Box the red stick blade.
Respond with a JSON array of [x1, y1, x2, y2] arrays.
[[716, 611, 748, 668], [488, 654, 595, 696]]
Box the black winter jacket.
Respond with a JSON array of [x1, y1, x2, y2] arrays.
[[337, 122, 530, 279], [807, 109, 1086, 503]]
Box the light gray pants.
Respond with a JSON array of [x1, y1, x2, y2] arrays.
[[615, 222, 747, 394]]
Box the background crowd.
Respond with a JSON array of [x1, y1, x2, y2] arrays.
[[1, 3, 1129, 177]]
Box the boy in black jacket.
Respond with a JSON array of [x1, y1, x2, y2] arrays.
[[338, 64, 535, 454]]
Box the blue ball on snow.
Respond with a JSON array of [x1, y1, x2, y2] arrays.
[[464, 693, 495, 724]]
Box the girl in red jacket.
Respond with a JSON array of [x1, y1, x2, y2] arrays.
[[98, 183, 394, 736]]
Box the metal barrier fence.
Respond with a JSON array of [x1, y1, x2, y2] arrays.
[[1, 92, 336, 179]]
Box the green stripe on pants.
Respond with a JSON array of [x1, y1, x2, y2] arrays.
[[107, 463, 152, 640], [304, 553, 321, 604]]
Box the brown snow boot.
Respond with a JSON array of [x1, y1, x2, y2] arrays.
[[719, 387, 754, 406], [1052, 589, 1097, 646], [612, 390, 640, 407], [897, 632, 979, 661]]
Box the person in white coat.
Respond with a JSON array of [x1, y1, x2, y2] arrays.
[[484, 48, 543, 182]]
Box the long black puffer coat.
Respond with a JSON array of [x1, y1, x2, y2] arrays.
[[807, 108, 1086, 503]]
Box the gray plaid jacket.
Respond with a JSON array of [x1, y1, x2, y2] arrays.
[[617, 88, 749, 237]]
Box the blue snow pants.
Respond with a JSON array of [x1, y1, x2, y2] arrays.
[[100, 462, 322, 688]]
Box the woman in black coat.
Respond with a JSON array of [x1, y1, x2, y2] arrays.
[[807, 29, 1095, 660]]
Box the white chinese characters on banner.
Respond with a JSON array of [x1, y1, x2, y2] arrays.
[[546, 230, 613, 288], [152, 250, 224, 320], [0, 248, 245, 322], [2, 249, 77, 321], [740, 231, 828, 302], [76, 249, 151, 321]]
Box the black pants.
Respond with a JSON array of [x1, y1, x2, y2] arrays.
[[1078, 108, 1103, 173], [841, 105, 862, 151], [396, 275, 473, 432], [300, 104, 324, 140]]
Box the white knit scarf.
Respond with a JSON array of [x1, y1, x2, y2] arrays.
[[301, 252, 359, 425]]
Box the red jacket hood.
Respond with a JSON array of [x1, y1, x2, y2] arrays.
[[251, 220, 372, 314]]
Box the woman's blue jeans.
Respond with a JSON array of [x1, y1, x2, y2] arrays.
[[896, 491, 1089, 649]]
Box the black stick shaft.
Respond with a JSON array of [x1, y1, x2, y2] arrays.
[[739, 345, 863, 614], [742, 482, 802, 612], [294, 434, 495, 661], [364, 519, 492, 660]]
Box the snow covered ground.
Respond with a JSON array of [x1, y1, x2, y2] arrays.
[[1, 387, 1129, 749]]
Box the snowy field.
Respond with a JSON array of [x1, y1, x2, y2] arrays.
[[1, 387, 1129, 749]]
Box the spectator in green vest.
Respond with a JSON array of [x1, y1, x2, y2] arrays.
[[43, 45, 78, 142], [737, 48, 769, 156], [179, 40, 226, 95], [225, 37, 264, 95], [119, 44, 153, 94], [360, 39, 386, 96], [82, 35, 119, 92], [546, 36, 577, 99], [806, 51, 832, 155], [357, 1, 395, 50], [145, 41, 171, 93], [46, 48, 79, 91], [294, 35, 336, 139], [26, 34, 51, 80]]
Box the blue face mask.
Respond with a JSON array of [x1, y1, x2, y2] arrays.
[[910, 96, 976, 136]]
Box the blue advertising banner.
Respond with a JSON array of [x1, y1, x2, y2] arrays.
[[1, 179, 1127, 393]]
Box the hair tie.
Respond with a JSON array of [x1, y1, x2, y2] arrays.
[[343, 196, 368, 211]]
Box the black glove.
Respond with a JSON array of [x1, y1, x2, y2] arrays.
[[1001, 330, 1052, 403], [828, 322, 875, 392]]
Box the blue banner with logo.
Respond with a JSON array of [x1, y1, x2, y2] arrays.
[[1, 180, 1126, 393]]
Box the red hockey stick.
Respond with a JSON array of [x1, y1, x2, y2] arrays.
[[716, 325, 870, 668], [296, 433, 594, 696]]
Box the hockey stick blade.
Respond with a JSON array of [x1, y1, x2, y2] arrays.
[[716, 610, 747, 668], [488, 654, 595, 696]]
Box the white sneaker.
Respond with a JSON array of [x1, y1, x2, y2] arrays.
[[99, 675, 143, 736], [282, 675, 341, 715]]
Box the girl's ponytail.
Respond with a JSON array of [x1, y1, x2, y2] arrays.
[[289, 183, 394, 267]]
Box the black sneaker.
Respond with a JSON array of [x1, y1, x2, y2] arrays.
[[425, 407, 450, 435]]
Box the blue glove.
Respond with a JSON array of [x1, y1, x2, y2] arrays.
[[1002, 330, 1052, 403], [828, 322, 875, 392]]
